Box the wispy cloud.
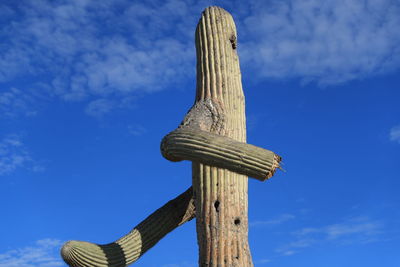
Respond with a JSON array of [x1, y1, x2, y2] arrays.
[[85, 98, 116, 118], [240, 0, 400, 85], [0, 88, 38, 118], [277, 216, 384, 256], [250, 213, 295, 227], [0, 0, 206, 116], [276, 238, 316, 256], [254, 258, 271, 265], [128, 124, 147, 136], [0, 238, 64, 267], [324, 218, 383, 241], [162, 262, 195, 267], [389, 125, 400, 144], [1, 0, 399, 118], [0, 134, 43, 176]]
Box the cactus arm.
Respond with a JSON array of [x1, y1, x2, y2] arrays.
[[161, 128, 281, 181], [61, 187, 195, 267]]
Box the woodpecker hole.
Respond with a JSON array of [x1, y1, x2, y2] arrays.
[[214, 200, 220, 212], [229, 35, 237, 49], [234, 218, 241, 225]]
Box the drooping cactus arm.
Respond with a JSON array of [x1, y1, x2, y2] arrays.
[[61, 187, 195, 267]]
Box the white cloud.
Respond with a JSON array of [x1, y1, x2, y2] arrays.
[[0, 239, 64, 267], [240, 0, 400, 85], [85, 98, 115, 118], [294, 216, 383, 241], [162, 262, 195, 267], [0, 0, 206, 116], [277, 216, 384, 256], [254, 258, 272, 264], [250, 213, 295, 227], [324, 218, 382, 240], [390, 125, 400, 143], [275, 238, 316, 256], [1, 0, 399, 118], [84, 96, 138, 118], [0, 135, 43, 176], [128, 124, 147, 136], [0, 88, 37, 118]]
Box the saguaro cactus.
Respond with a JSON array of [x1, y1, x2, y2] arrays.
[[188, 7, 251, 266], [61, 6, 282, 267]]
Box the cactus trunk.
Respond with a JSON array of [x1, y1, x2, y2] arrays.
[[191, 7, 253, 266]]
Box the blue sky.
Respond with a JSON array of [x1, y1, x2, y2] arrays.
[[1, 0, 399, 266]]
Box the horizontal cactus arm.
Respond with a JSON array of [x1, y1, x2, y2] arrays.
[[61, 187, 195, 267], [161, 128, 282, 181]]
